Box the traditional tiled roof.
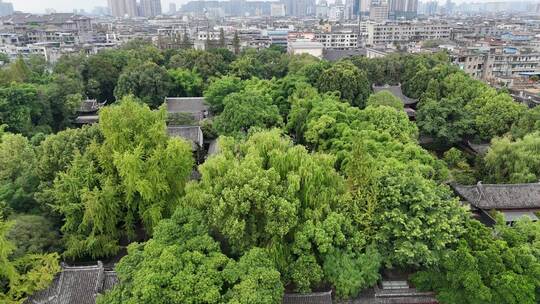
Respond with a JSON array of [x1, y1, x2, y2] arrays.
[[372, 84, 418, 106], [26, 262, 118, 304], [452, 182, 540, 210], [467, 141, 490, 155], [166, 97, 209, 121], [167, 125, 204, 150], [283, 291, 332, 304], [74, 115, 99, 125], [78, 99, 105, 114]]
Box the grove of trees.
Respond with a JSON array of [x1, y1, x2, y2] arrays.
[[0, 40, 539, 304]]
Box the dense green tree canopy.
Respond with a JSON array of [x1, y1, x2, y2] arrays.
[[204, 76, 246, 114], [0, 217, 60, 304], [50, 97, 193, 258], [115, 61, 173, 108], [181, 130, 381, 293], [483, 132, 540, 183], [6, 215, 61, 258], [1, 47, 539, 304], [316, 61, 371, 108], [97, 207, 284, 304], [214, 88, 283, 136], [168, 49, 228, 80], [413, 218, 540, 304], [0, 133, 39, 213], [366, 91, 404, 110], [168, 68, 204, 97]]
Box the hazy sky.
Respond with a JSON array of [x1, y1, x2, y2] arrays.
[[8, 0, 189, 13]]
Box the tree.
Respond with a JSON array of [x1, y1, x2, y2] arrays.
[[97, 208, 284, 304], [44, 74, 85, 131], [511, 106, 540, 139], [214, 89, 283, 136], [219, 28, 226, 48], [0, 83, 51, 136], [168, 68, 204, 97], [316, 61, 371, 108], [182, 130, 380, 292], [288, 89, 420, 169], [345, 139, 467, 267], [168, 49, 228, 80], [204, 76, 246, 114], [50, 97, 194, 258], [287, 54, 320, 75], [366, 91, 404, 110], [82, 50, 128, 102], [6, 215, 61, 258], [295, 60, 331, 86], [443, 148, 475, 185], [323, 247, 381, 299], [416, 97, 474, 146], [412, 218, 540, 304], [468, 91, 526, 140], [115, 61, 173, 108], [233, 31, 241, 55], [35, 125, 102, 199], [180, 30, 192, 49], [0, 218, 60, 304], [0, 133, 39, 213], [483, 133, 540, 183]]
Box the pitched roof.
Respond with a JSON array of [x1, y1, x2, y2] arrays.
[[452, 182, 540, 210], [74, 115, 99, 125], [26, 262, 118, 304], [283, 291, 332, 304], [167, 125, 204, 150], [78, 100, 105, 114], [372, 84, 418, 106], [166, 97, 209, 115]]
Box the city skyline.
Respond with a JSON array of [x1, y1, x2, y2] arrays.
[[7, 0, 186, 13], [6, 0, 536, 14]]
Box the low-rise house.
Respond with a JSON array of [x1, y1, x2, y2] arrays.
[[453, 182, 540, 225]]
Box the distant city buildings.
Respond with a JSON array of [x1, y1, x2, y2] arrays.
[[141, 0, 162, 17], [108, 0, 138, 18], [0, 0, 538, 96], [0, 0, 13, 17], [168, 3, 177, 15]]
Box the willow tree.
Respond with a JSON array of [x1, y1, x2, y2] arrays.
[[51, 96, 194, 258], [182, 129, 380, 294]]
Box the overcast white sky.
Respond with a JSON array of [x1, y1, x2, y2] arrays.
[[6, 0, 528, 13]]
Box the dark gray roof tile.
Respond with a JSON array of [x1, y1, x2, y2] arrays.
[[283, 291, 332, 304], [453, 182, 540, 210]]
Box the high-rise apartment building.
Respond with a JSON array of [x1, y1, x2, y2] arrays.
[[141, 0, 162, 17], [389, 0, 417, 19], [369, 0, 389, 22], [168, 3, 177, 15], [108, 0, 138, 18], [0, 0, 14, 17], [281, 0, 316, 17]]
